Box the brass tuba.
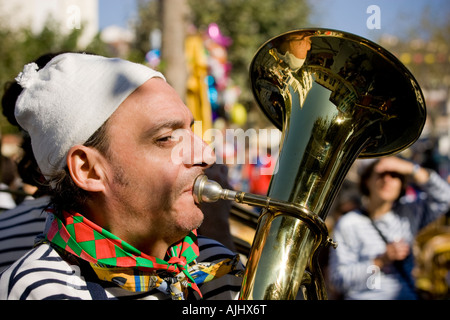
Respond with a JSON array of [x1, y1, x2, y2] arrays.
[[194, 28, 427, 299]]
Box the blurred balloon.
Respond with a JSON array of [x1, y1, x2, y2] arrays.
[[207, 23, 232, 47], [145, 49, 161, 68], [231, 103, 247, 125]]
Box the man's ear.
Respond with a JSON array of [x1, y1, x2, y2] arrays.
[[66, 145, 106, 192]]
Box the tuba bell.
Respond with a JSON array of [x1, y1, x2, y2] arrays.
[[194, 28, 427, 299]]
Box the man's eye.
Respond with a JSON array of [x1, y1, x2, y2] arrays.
[[156, 133, 183, 145], [157, 135, 175, 142], [155, 129, 186, 146]]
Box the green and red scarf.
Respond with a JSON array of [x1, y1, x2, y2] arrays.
[[44, 210, 238, 299]]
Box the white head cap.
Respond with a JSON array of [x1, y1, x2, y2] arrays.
[[14, 53, 165, 179]]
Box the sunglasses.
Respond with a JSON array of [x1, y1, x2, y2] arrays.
[[374, 171, 404, 179]]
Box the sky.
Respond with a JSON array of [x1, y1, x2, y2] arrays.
[[98, 0, 449, 42], [98, 0, 138, 30], [308, 0, 449, 41]]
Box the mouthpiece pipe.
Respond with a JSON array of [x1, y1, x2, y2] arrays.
[[193, 174, 275, 209], [192, 175, 334, 246]]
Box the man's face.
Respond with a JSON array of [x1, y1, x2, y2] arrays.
[[285, 36, 311, 59], [101, 78, 215, 247]]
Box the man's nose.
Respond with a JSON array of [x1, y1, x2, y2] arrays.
[[189, 132, 216, 167]]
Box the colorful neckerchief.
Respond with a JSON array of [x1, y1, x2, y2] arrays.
[[44, 210, 239, 299]]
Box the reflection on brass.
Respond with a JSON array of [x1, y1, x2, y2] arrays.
[[196, 28, 426, 300], [414, 216, 450, 299]]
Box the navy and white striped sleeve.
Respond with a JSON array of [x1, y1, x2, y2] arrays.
[[0, 196, 49, 272], [0, 244, 92, 300], [196, 236, 244, 300]]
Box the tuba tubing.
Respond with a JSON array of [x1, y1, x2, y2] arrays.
[[194, 174, 337, 299]]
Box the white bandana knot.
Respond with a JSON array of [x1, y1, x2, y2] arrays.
[[15, 62, 39, 88]]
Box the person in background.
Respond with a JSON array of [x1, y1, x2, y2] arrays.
[[0, 53, 243, 300], [0, 135, 50, 272], [0, 154, 19, 211], [0, 53, 57, 273], [328, 156, 450, 300]]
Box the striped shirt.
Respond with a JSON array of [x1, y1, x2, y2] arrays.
[[328, 171, 450, 300], [0, 196, 49, 272], [0, 235, 243, 300]]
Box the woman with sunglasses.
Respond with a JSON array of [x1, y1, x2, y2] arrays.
[[328, 156, 450, 300]]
